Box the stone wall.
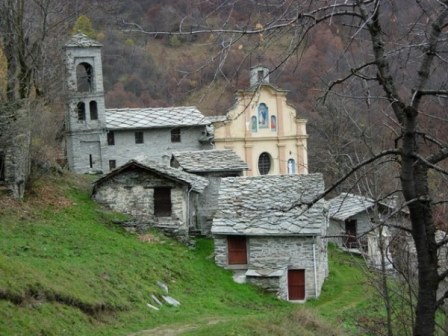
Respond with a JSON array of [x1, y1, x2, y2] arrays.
[[249, 236, 327, 299], [196, 172, 240, 236], [214, 235, 328, 300], [66, 131, 106, 173], [214, 236, 228, 267], [246, 271, 287, 299], [328, 212, 373, 247], [93, 168, 196, 236], [104, 127, 212, 172]]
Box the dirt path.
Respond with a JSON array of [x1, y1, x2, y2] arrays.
[[128, 318, 227, 336]]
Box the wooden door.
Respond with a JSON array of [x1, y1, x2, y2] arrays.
[[288, 269, 305, 300], [344, 219, 358, 248], [227, 236, 247, 265]]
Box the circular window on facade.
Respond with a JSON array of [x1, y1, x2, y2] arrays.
[[258, 152, 271, 175]]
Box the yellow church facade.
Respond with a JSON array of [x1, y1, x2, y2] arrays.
[[213, 66, 308, 176]]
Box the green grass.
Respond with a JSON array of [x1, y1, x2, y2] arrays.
[[0, 174, 291, 335], [0, 173, 374, 335], [306, 246, 375, 333]]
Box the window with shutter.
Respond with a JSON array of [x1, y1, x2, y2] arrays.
[[227, 236, 247, 265]]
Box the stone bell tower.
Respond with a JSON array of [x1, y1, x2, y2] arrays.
[[64, 33, 107, 173]]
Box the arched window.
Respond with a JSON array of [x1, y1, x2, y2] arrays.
[[258, 103, 269, 128], [76, 62, 94, 92], [258, 152, 271, 175], [271, 115, 277, 131], [77, 102, 86, 121], [251, 116, 257, 132], [288, 159, 296, 175], [89, 101, 98, 120]]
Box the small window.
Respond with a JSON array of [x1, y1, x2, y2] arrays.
[[135, 131, 144, 144], [89, 101, 98, 120], [77, 102, 86, 121], [109, 160, 116, 170], [171, 128, 181, 143], [257, 70, 264, 83], [107, 131, 115, 146], [76, 62, 94, 92], [258, 152, 271, 175], [228, 236, 247, 265], [89, 154, 93, 168], [154, 187, 171, 217], [0, 152, 5, 181]]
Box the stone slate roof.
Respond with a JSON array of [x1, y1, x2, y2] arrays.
[[105, 106, 209, 130], [328, 193, 375, 221], [206, 115, 227, 123], [65, 33, 102, 48], [171, 150, 248, 173], [93, 160, 208, 193], [328, 193, 408, 221], [211, 174, 327, 236]]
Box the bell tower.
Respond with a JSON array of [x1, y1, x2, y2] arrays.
[[64, 33, 107, 173]]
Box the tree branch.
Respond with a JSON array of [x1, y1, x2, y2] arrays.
[[427, 147, 448, 164], [410, 7, 448, 109], [286, 149, 400, 211]]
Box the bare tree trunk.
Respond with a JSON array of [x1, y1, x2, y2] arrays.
[[401, 111, 439, 335]]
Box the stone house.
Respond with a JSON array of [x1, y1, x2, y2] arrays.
[[211, 174, 328, 301], [170, 149, 248, 235], [211, 65, 308, 176], [92, 160, 208, 238], [64, 33, 212, 174], [328, 193, 409, 268]]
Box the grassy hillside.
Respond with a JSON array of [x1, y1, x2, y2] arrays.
[[0, 173, 374, 335]]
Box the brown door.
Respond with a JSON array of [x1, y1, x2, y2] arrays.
[[288, 269, 305, 300], [344, 219, 358, 248], [227, 236, 247, 265]]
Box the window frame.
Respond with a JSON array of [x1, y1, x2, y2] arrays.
[[135, 131, 144, 144], [107, 131, 115, 146], [109, 160, 117, 170], [227, 236, 248, 265], [77, 102, 86, 121], [89, 101, 98, 120], [76, 62, 94, 92], [258, 152, 271, 175], [171, 128, 181, 143], [154, 187, 172, 217], [257, 70, 264, 83]]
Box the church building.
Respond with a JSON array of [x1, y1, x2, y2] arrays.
[[64, 33, 212, 174], [212, 66, 308, 176]]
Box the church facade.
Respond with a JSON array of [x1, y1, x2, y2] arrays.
[[212, 66, 308, 176]]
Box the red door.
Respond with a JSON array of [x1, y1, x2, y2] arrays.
[[227, 236, 247, 265], [288, 269, 305, 300]]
